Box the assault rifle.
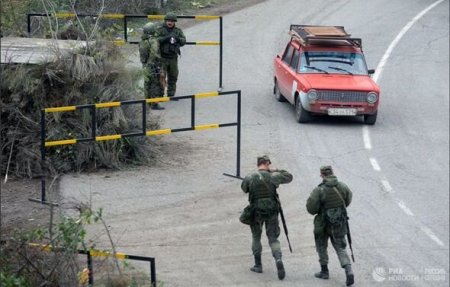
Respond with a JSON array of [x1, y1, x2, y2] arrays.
[[274, 191, 293, 253], [345, 214, 355, 262], [224, 173, 293, 253]]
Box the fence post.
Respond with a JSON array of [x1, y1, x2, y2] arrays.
[[87, 251, 94, 285], [219, 16, 223, 90], [40, 110, 46, 202], [236, 91, 241, 177], [150, 258, 156, 286], [124, 16, 128, 42]]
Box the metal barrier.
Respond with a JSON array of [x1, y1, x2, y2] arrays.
[[29, 243, 156, 286], [26, 13, 224, 89], [33, 91, 241, 204]]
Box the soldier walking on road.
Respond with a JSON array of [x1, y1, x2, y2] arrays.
[[139, 22, 165, 110], [241, 155, 293, 280], [155, 12, 186, 98], [306, 166, 354, 286]]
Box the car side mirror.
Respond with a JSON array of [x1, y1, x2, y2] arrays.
[[368, 69, 375, 75]]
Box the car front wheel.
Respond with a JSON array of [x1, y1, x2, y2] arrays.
[[295, 96, 311, 123], [273, 80, 286, 102], [364, 111, 377, 125]]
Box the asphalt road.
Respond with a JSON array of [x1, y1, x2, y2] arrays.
[[60, 0, 449, 286]]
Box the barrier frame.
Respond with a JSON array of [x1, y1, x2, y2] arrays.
[[33, 91, 241, 204], [26, 13, 224, 89], [29, 243, 156, 286]]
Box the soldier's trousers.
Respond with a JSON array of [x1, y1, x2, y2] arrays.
[[314, 232, 351, 267], [161, 57, 178, 97], [250, 213, 281, 259], [144, 68, 163, 99]]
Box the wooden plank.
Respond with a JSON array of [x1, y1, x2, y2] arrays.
[[1, 37, 87, 64], [303, 26, 347, 37]]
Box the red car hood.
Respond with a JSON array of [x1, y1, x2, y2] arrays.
[[302, 74, 379, 92]]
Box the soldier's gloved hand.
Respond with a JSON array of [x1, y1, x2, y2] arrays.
[[160, 35, 172, 43]]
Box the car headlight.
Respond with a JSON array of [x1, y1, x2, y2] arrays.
[[307, 89, 318, 101], [367, 92, 378, 104]]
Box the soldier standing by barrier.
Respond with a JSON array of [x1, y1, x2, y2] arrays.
[[155, 12, 186, 98], [139, 22, 165, 110], [306, 165, 354, 286], [241, 155, 293, 280]]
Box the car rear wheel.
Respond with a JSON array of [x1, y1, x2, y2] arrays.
[[295, 96, 311, 123], [364, 112, 377, 125], [274, 80, 286, 102]]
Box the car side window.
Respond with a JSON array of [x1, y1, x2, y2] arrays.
[[290, 49, 300, 70], [282, 44, 294, 65]]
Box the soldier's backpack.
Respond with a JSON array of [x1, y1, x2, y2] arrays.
[[254, 198, 279, 221], [324, 206, 346, 226], [323, 186, 348, 226]]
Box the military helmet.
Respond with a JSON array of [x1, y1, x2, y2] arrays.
[[164, 12, 177, 22], [257, 155, 271, 166], [143, 22, 157, 35]]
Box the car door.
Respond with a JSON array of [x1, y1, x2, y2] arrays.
[[284, 48, 300, 103], [275, 43, 295, 100]]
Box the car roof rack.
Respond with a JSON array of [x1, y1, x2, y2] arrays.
[[289, 25, 362, 48]]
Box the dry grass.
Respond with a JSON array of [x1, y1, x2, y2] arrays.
[[1, 39, 159, 178]]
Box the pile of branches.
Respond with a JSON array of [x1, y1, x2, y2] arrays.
[[1, 40, 159, 178]]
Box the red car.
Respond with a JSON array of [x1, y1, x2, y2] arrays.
[[273, 25, 380, 124]]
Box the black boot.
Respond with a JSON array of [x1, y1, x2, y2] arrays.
[[151, 103, 165, 110], [345, 264, 354, 286], [250, 255, 262, 273], [275, 258, 285, 280], [314, 264, 329, 279]]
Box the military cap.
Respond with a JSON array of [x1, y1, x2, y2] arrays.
[[320, 165, 333, 176], [257, 155, 271, 166]]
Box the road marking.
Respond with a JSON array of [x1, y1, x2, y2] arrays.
[[373, 0, 445, 83], [363, 0, 445, 234], [421, 226, 445, 247], [363, 126, 372, 149], [381, 179, 393, 193], [364, 0, 445, 150], [397, 201, 414, 216], [370, 158, 381, 171]]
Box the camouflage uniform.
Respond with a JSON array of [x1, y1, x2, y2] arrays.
[[139, 23, 164, 109], [155, 13, 186, 98], [306, 165, 354, 286], [241, 155, 293, 279]]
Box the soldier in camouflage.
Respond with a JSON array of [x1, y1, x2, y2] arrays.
[[155, 12, 186, 98], [306, 166, 354, 286], [139, 22, 165, 110], [241, 155, 293, 280]]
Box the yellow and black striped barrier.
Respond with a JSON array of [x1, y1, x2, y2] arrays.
[[29, 243, 156, 286], [35, 90, 241, 204], [27, 13, 224, 88]]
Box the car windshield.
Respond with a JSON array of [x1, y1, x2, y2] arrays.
[[298, 51, 368, 75]]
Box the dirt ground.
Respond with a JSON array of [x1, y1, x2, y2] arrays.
[[0, 0, 265, 244]]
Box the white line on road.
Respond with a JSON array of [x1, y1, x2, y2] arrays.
[[364, 0, 445, 151], [362, 126, 372, 150], [370, 158, 381, 171], [363, 0, 446, 240], [372, 0, 445, 83], [381, 179, 393, 193], [421, 226, 445, 247], [397, 200, 414, 216]]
